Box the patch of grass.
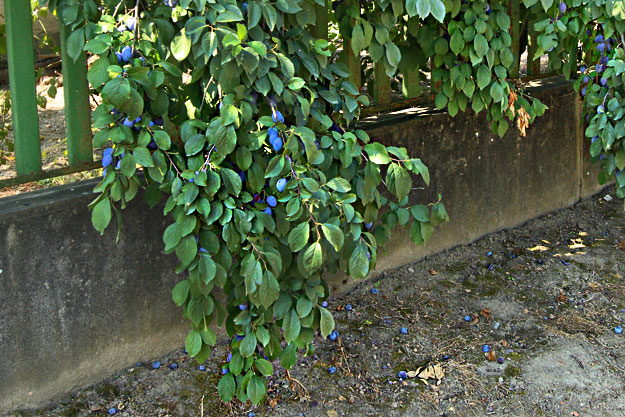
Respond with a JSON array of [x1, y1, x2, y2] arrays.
[[504, 365, 522, 378]]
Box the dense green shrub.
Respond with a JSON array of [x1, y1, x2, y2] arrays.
[[50, 0, 625, 406]]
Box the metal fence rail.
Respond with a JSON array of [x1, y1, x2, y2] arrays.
[[0, 0, 94, 188], [2, 0, 551, 189]]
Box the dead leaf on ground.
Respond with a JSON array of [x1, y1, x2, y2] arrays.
[[619, 241, 625, 251], [408, 363, 445, 385], [429, 269, 438, 275], [327, 410, 339, 417], [480, 308, 491, 322], [486, 350, 496, 362], [556, 292, 567, 303], [269, 394, 280, 407]]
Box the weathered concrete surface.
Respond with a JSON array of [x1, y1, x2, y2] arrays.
[[0, 182, 187, 413], [344, 78, 604, 290], [0, 77, 605, 413]]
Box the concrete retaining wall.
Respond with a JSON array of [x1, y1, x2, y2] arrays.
[[0, 78, 604, 413]]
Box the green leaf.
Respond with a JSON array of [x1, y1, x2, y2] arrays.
[[490, 82, 504, 103], [351, 23, 366, 55], [302, 242, 323, 272], [364, 142, 391, 164], [184, 134, 207, 156], [102, 77, 131, 108], [239, 332, 257, 358], [385, 42, 401, 68], [288, 222, 310, 252], [247, 375, 267, 406], [283, 308, 301, 343], [185, 330, 202, 357], [254, 358, 273, 376], [450, 30, 465, 55], [319, 307, 335, 338], [214, 124, 237, 156], [172, 280, 190, 306], [287, 77, 306, 90], [175, 235, 198, 266], [326, 178, 351, 192], [153, 131, 171, 150], [87, 58, 109, 87], [476, 65, 491, 90], [171, 29, 192, 61], [221, 168, 243, 196], [133, 147, 154, 167], [321, 223, 344, 252], [66, 27, 85, 61], [386, 163, 412, 200], [92, 198, 112, 234], [218, 373, 236, 402], [198, 255, 216, 284], [473, 34, 489, 58], [163, 223, 182, 251], [280, 343, 297, 369], [296, 296, 313, 318], [349, 244, 369, 279], [429, 0, 446, 22], [256, 326, 270, 346]]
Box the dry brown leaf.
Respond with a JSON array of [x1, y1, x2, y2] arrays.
[[429, 269, 438, 275], [556, 292, 567, 303], [505, 90, 518, 117], [486, 350, 496, 362], [501, 340, 508, 347], [619, 241, 625, 251], [269, 394, 280, 407], [517, 106, 531, 137], [480, 308, 491, 322]]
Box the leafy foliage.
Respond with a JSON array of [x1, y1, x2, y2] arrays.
[[53, 0, 625, 407], [52, 0, 447, 406], [529, 1, 625, 207]]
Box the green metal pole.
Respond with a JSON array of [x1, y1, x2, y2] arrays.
[[508, 0, 521, 79], [312, 0, 328, 41], [5, 0, 42, 175], [402, 66, 421, 99], [527, 18, 540, 75], [373, 62, 390, 104], [59, 18, 93, 166]]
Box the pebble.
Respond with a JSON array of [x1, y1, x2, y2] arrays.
[[493, 321, 500, 330]]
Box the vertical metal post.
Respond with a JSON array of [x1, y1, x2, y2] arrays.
[[312, 0, 328, 41], [508, 0, 521, 79], [340, 0, 361, 90], [568, 41, 578, 80], [402, 66, 421, 98], [59, 17, 93, 166], [343, 39, 362, 90], [5, 0, 42, 175], [527, 19, 540, 75], [373, 62, 390, 104]]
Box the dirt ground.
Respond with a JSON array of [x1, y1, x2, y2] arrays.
[[0, 75, 101, 199], [6, 184, 625, 417]]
